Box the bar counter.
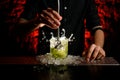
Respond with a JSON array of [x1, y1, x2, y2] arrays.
[[0, 56, 120, 80]]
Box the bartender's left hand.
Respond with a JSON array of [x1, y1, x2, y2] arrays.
[[82, 44, 106, 62]]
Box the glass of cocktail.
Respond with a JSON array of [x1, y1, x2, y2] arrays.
[[50, 37, 68, 59]]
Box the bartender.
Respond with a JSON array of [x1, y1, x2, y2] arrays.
[[11, 0, 105, 62]]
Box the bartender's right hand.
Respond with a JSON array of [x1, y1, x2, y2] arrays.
[[39, 8, 62, 29]]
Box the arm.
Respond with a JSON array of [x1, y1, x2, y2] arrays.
[[11, 8, 62, 38], [93, 29, 104, 48], [10, 0, 62, 38], [83, 28, 106, 62], [82, 0, 106, 62]]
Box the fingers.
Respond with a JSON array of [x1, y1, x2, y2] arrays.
[[86, 44, 96, 62], [40, 8, 62, 29], [97, 48, 106, 59], [96, 53, 103, 60], [84, 44, 106, 62], [43, 9, 61, 25], [47, 8, 62, 20], [90, 46, 100, 62]]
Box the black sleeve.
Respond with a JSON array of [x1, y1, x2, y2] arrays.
[[20, 0, 39, 20], [86, 0, 101, 31]]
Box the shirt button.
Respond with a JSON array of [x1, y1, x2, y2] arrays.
[[64, 6, 67, 10]]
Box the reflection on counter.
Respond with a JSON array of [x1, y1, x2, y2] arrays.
[[32, 64, 120, 80], [0, 56, 119, 80]]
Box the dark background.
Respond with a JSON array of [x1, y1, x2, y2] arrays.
[[0, 0, 120, 62]]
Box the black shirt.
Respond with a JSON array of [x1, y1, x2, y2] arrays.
[[20, 0, 101, 56]]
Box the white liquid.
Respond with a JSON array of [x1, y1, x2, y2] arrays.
[[49, 28, 74, 58]]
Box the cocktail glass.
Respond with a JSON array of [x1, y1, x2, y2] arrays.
[[50, 37, 68, 59]]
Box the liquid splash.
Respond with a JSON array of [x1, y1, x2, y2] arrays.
[[49, 28, 75, 58], [39, 28, 75, 58]]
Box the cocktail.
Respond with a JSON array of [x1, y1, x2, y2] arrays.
[[50, 36, 68, 59]]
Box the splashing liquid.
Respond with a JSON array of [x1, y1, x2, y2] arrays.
[[50, 28, 75, 59]]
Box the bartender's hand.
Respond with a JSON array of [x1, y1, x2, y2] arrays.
[[38, 8, 62, 29], [82, 44, 106, 62]]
